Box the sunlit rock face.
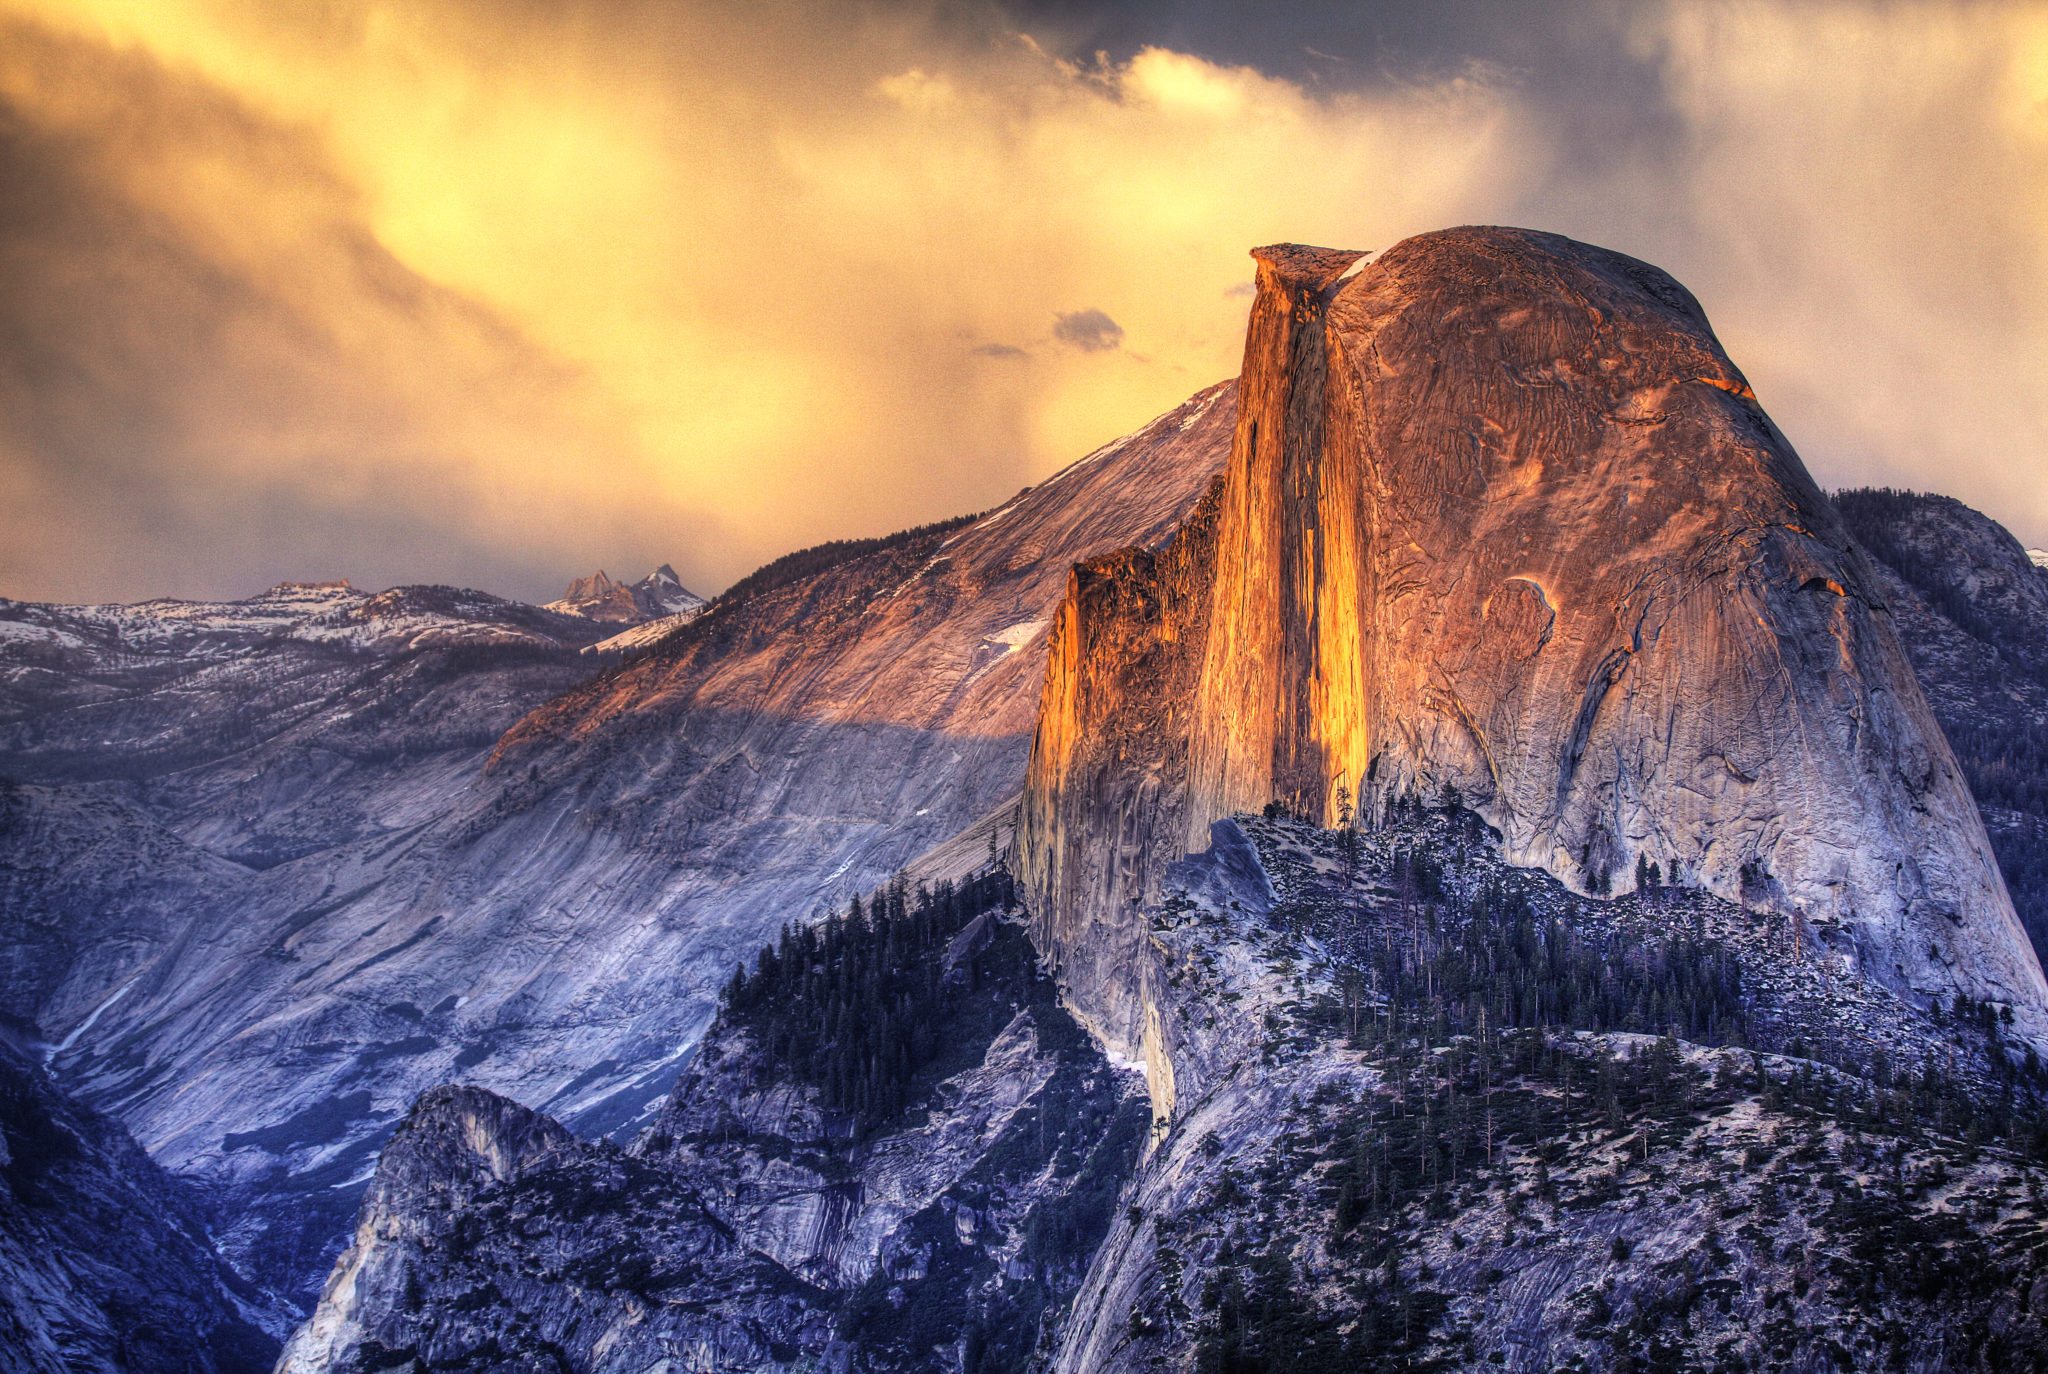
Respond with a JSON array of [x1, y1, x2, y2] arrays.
[[1022, 226, 2048, 1081]]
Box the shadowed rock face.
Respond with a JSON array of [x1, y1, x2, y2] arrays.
[[1022, 227, 2048, 1079], [1834, 488, 2048, 960]]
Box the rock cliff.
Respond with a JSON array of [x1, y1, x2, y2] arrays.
[[1021, 228, 2048, 1085]]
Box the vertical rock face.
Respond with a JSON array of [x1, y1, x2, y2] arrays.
[[1018, 489, 1225, 1105], [1189, 245, 1373, 830], [1022, 226, 2048, 1070]]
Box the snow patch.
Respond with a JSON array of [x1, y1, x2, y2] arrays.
[[1334, 247, 1383, 286], [982, 618, 1047, 653], [585, 608, 704, 656], [0, 619, 86, 648]]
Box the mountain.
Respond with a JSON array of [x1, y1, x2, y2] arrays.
[[544, 564, 706, 625], [273, 228, 2048, 1373], [0, 580, 618, 1298], [11, 226, 2048, 1369], [0, 385, 1231, 1306], [0, 1034, 293, 1373], [276, 872, 1151, 1374], [1018, 230, 2047, 1092]]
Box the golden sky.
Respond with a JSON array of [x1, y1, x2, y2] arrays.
[[2, 0, 2045, 602]]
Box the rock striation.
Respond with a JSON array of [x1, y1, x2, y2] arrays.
[[1021, 227, 2048, 1091]]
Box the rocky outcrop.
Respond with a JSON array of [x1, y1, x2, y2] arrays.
[[1022, 227, 2048, 1086], [279, 901, 1148, 1374]]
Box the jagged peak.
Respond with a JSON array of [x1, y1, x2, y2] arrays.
[[561, 569, 620, 600]]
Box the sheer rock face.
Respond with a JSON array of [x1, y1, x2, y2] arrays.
[[1022, 226, 2048, 1079]]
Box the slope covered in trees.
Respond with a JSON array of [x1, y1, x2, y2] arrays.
[[719, 868, 1024, 1136]]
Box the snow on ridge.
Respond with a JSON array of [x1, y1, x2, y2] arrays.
[[982, 617, 1047, 653], [948, 381, 1233, 552], [0, 619, 86, 648], [585, 608, 705, 656], [2029, 548, 2048, 570]]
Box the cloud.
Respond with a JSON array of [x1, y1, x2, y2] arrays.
[[971, 342, 1031, 359], [1052, 308, 1125, 352], [0, 0, 2043, 604]]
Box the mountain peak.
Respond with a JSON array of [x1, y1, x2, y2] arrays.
[[545, 564, 703, 625]]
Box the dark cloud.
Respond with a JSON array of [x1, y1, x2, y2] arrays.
[[1053, 308, 1124, 352], [997, 0, 1685, 214], [971, 341, 1030, 359]]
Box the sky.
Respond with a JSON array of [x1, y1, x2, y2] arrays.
[[1, 0, 2045, 604]]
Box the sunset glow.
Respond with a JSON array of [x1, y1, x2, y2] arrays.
[[2, 0, 2044, 602]]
